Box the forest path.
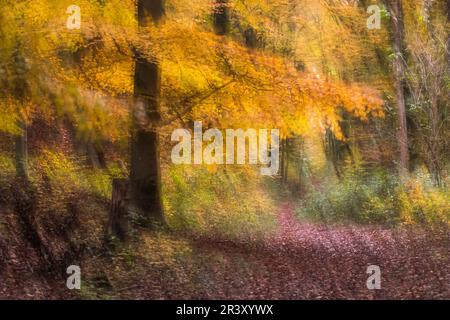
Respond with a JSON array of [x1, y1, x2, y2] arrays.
[[111, 202, 449, 299], [0, 201, 448, 299]]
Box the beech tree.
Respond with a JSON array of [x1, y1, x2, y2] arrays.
[[128, 0, 165, 225]]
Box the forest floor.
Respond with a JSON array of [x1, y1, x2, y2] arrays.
[[1, 202, 449, 299]]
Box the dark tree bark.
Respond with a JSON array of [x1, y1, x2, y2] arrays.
[[213, 0, 229, 35], [280, 138, 285, 182], [386, 0, 409, 174], [280, 138, 289, 184], [12, 45, 29, 181], [107, 179, 130, 240], [128, 0, 165, 225], [244, 27, 258, 48], [15, 119, 28, 180], [324, 115, 353, 180], [447, 0, 450, 20]]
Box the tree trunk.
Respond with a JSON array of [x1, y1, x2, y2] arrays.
[[12, 45, 29, 181], [447, 0, 450, 68], [282, 139, 289, 184], [429, 93, 443, 186], [445, 0, 450, 185], [386, 0, 409, 174], [86, 142, 107, 169], [213, 0, 229, 35], [128, 0, 165, 225], [107, 179, 130, 240], [280, 138, 285, 181], [15, 118, 28, 181]]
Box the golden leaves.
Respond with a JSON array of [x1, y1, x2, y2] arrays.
[[0, 0, 385, 143]]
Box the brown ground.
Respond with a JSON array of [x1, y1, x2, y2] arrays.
[[1, 202, 449, 299]]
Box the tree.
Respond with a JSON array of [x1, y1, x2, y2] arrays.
[[12, 45, 29, 181], [403, 0, 449, 186], [213, 0, 229, 36], [128, 0, 165, 225], [447, 0, 450, 58], [386, 0, 409, 174]]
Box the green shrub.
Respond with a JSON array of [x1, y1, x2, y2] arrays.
[[0, 150, 122, 223], [163, 165, 277, 237], [0, 153, 14, 203], [296, 168, 450, 226]]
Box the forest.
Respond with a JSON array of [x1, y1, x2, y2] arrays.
[[0, 0, 449, 300]]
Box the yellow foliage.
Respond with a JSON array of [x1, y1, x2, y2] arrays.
[[1, 0, 385, 143]]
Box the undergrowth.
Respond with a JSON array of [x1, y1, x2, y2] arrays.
[[296, 168, 450, 226], [163, 165, 277, 238]]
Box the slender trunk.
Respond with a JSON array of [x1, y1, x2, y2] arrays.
[[387, 0, 409, 174], [295, 137, 305, 195], [15, 118, 28, 181], [13, 45, 29, 181], [429, 93, 442, 186], [445, 0, 450, 83], [282, 140, 285, 183], [447, 0, 450, 71], [297, 159, 302, 193], [128, 0, 165, 224], [282, 139, 289, 184]]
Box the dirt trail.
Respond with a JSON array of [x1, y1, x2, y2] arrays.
[[269, 202, 450, 299], [113, 202, 449, 299], [1, 203, 449, 299]]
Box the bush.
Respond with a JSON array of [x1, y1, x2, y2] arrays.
[[34, 149, 119, 200], [296, 168, 450, 226], [163, 165, 277, 237], [0, 154, 15, 203]]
